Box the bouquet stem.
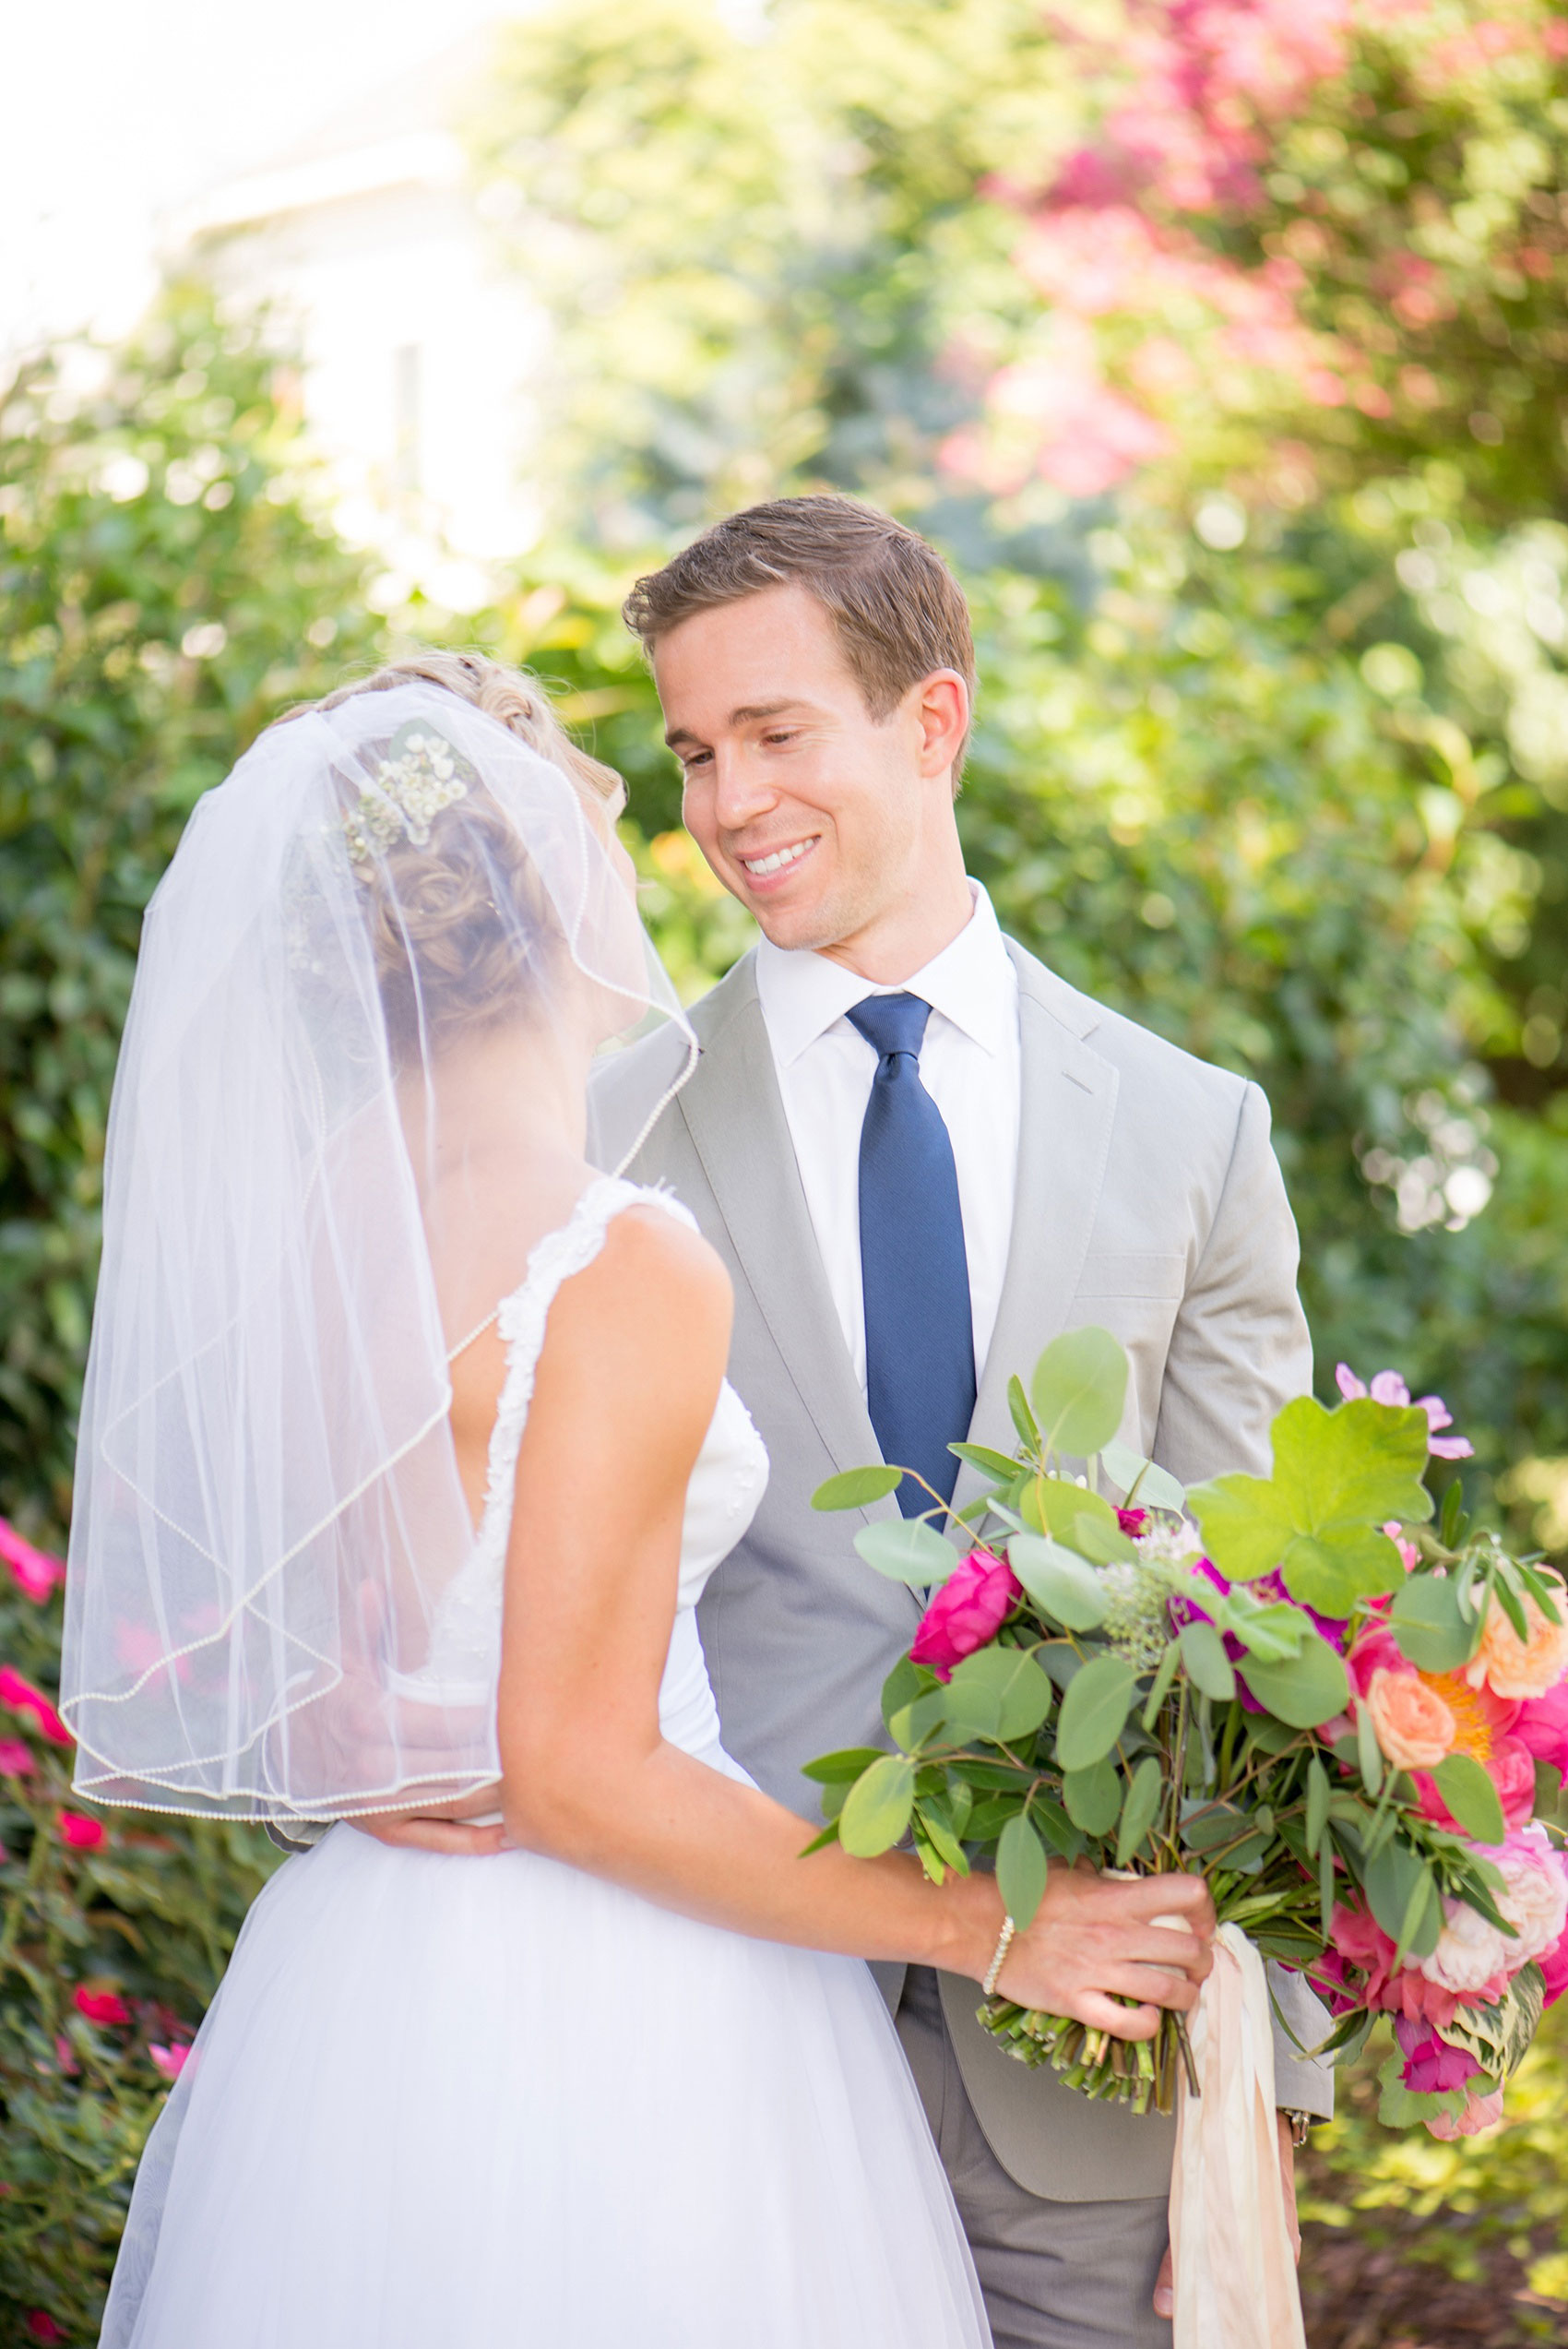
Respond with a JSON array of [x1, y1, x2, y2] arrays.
[[976, 1997, 1199, 2116]]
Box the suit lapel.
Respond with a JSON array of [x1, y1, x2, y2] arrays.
[[955, 943, 1119, 1508], [678, 955, 885, 1480]]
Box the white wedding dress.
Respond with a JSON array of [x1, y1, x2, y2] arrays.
[[102, 1179, 992, 2349]]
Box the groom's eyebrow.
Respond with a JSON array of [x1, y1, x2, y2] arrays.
[[664, 699, 804, 745]]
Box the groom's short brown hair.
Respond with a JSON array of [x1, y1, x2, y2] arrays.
[[623, 495, 977, 775]]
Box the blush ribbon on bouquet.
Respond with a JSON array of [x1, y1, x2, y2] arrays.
[[1169, 1925, 1306, 2349]]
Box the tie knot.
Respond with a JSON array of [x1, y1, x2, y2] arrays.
[[847, 992, 931, 1064]]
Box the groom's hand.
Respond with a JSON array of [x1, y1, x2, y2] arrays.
[[997, 1863, 1215, 2039]]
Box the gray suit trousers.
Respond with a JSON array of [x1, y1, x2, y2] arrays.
[[897, 1968, 1171, 2349]]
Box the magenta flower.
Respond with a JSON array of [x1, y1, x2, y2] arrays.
[[1394, 2015, 1481, 2095], [0, 1666, 72, 1747], [1116, 1507, 1148, 1536], [909, 1550, 1022, 1682], [58, 1811, 105, 1852], [0, 1519, 65, 1604], [73, 1985, 130, 2027], [1336, 1363, 1473, 1460], [26, 2312, 65, 2343], [149, 2042, 191, 2081], [0, 1738, 34, 1777]]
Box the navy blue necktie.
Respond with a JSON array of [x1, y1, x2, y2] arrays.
[[847, 994, 976, 1518]]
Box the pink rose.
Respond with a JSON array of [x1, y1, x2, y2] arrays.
[[149, 2042, 190, 2081], [1363, 1667, 1455, 1771], [73, 1985, 130, 2027], [25, 2313, 65, 2343], [1427, 2087, 1504, 2139], [0, 1739, 34, 1777], [1394, 2015, 1480, 2095], [1116, 1507, 1148, 1536], [58, 1811, 104, 1852], [1515, 1682, 1568, 1783], [909, 1550, 1021, 1682], [0, 1666, 72, 1747], [1466, 1591, 1568, 1704], [0, 1520, 65, 1604]]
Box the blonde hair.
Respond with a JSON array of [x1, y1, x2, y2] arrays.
[[290, 649, 626, 1066]]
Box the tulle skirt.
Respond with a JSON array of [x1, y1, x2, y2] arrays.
[[102, 1822, 991, 2347]]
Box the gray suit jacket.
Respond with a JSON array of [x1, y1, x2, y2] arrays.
[[589, 937, 1334, 2200]]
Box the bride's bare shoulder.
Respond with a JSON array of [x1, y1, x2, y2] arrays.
[[544, 1199, 731, 1385]]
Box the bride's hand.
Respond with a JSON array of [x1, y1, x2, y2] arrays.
[[992, 1862, 1215, 2038], [353, 1787, 508, 1856]]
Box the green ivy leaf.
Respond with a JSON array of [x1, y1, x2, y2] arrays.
[[1190, 1395, 1432, 1603], [1054, 1652, 1137, 1770], [812, 1464, 903, 1510], [1028, 1327, 1128, 1461], [838, 1754, 916, 1857]]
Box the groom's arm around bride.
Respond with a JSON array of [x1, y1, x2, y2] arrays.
[[589, 495, 1332, 2349]]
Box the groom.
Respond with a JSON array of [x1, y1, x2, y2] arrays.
[[594, 497, 1331, 2349]]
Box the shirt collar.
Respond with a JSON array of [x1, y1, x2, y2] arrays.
[[754, 881, 1016, 1069]]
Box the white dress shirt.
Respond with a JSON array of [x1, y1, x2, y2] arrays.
[[754, 882, 1021, 1395]]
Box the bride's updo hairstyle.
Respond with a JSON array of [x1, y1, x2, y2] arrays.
[[287, 650, 625, 1068]]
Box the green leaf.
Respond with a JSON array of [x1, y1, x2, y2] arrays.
[[888, 1690, 951, 1752], [800, 1817, 842, 1856], [1187, 1472, 1294, 1581], [1281, 1526, 1405, 1616], [950, 1441, 1023, 1483], [1101, 1437, 1186, 1513], [1191, 1395, 1434, 1599], [1430, 1752, 1507, 1845], [1236, 1629, 1350, 1728], [1355, 1697, 1384, 1795], [1389, 1573, 1479, 1673], [1006, 1532, 1109, 1631], [996, 1813, 1050, 1928], [801, 1746, 888, 1784], [1440, 1477, 1467, 1549], [1221, 1594, 1310, 1662], [1054, 1653, 1137, 1770], [913, 1800, 970, 1876], [1305, 1757, 1330, 1859], [1179, 1620, 1237, 1701], [1007, 1375, 1040, 1452], [1063, 1757, 1123, 1834], [838, 1755, 916, 1857], [852, 1517, 956, 1586], [812, 1464, 903, 1510], [1028, 1326, 1129, 1460], [1318, 1833, 1336, 1944], [881, 1653, 928, 1732], [1116, 1754, 1163, 1867], [1019, 1475, 1117, 1541], [1066, 1512, 1138, 1565], [1364, 1842, 1441, 1960], [944, 1647, 1054, 1744], [1141, 1638, 1182, 1730]]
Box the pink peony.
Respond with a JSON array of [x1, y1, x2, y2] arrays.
[[1394, 2014, 1480, 2095], [1515, 1681, 1568, 1783], [58, 1811, 104, 1852], [909, 1550, 1022, 1682], [0, 1738, 34, 1776], [1427, 2087, 1504, 2139], [1335, 1362, 1473, 1459], [0, 1520, 65, 1604], [0, 1666, 72, 1747], [1311, 1901, 1504, 2031], [148, 2042, 190, 2081], [73, 1985, 130, 2027]]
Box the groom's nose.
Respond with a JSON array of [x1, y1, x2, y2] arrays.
[[703, 743, 781, 830]]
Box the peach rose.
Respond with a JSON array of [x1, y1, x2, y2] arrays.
[[1363, 1666, 1455, 1771], [1466, 1590, 1568, 1703]]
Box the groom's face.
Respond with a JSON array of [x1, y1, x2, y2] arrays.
[[654, 584, 956, 957]]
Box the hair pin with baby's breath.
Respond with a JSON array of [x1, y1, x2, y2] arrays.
[[343, 726, 471, 864]]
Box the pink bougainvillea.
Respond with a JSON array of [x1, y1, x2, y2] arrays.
[[0, 1665, 72, 1747], [0, 1518, 65, 1604], [72, 1985, 130, 2028]]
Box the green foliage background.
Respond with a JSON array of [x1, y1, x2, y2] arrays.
[[3, 2, 1567, 2337]]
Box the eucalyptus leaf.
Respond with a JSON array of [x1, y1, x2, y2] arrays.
[[1305, 1757, 1330, 1859], [838, 1754, 916, 1858], [996, 1813, 1050, 1928], [812, 1464, 903, 1511], [1236, 1629, 1350, 1729], [950, 1441, 1024, 1484], [1028, 1326, 1128, 1461], [1006, 1533, 1109, 1631], [853, 1517, 957, 1586], [1115, 1754, 1163, 1866], [1101, 1437, 1186, 1513], [1364, 1841, 1441, 1959], [801, 1746, 888, 1785], [944, 1647, 1054, 1744], [1430, 1751, 1507, 1845], [1178, 1620, 1237, 1701], [1054, 1652, 1137, 1770], [1007, 1375, 1040, 1452], [1067, 1512, 1138, 1566], [888, 1690, 951, 1753], [880, 1653, 927, 1732], [1355, 1698, 1384, 1795], [1063, 1757, 1123, 1833], [1389, 1573, 1478, 1673]]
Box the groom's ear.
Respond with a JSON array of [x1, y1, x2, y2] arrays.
[[910, 672, 970, 796]]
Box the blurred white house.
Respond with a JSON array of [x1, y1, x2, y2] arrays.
[[162, 23, 543, 597]]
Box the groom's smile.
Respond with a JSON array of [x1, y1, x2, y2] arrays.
[[651, 581, 972, 978]]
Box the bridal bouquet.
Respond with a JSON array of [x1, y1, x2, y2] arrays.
[[806, 1332, 1568, 2132]]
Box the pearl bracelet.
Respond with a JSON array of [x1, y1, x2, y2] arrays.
[[981, 1914, 1016, 1997]]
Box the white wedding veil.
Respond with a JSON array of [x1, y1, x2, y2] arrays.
[[62, 672, 695, 1819]]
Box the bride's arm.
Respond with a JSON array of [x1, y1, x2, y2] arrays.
[[493, 1206, 1213, 2026]]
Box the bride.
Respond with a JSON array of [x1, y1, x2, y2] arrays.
[[62, 652, 1207, 2347]]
